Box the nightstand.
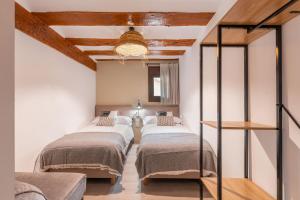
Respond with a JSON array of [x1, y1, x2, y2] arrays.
[[132, 117, 143, 144]]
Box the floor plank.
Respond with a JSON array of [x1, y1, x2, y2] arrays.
[[202, 178, 275, 200]]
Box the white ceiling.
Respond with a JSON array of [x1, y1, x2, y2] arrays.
[[52, 26, 205, 39], [16, 0, 222, 12], [90, 55, 181, 60], [16, 0, 223, 61], [78, 46, 189, 51]]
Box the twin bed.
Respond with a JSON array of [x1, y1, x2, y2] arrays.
[[136, 122, 216, 184], [37, 115, 134, 184], [36, 105, 216, 186]]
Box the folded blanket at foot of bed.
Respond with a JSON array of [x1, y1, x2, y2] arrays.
[[39, 132, 127, 176], [135, 132, 216, 179]]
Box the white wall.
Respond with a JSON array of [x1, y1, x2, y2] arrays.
[[282, 16, 300, 200], [202, 0, 237, 41], [179, 0, 239, 133], [202, 47, 245, 177], [15, 30, 96, 171], [249, 30, 277, 196], [179, 41, 200, 133], [179, 43, 245, 177], [249, 16, 300, 199], [0, 1, 14, 199]]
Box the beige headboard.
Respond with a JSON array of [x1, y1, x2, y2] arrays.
[[95, 105, 180, 117]]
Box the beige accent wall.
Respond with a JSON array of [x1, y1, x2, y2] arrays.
[[0, 0, 14, 199], [96, 60, 178, 105]]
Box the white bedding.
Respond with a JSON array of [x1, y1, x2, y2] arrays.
[[74, 124, 134, 146], [141, 124, 194, 136]]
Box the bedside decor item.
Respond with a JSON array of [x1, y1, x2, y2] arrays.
[[132, 117, 143, 144], [135, 99, 143, 117]]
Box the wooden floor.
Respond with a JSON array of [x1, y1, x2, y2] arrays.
[[84, 145, 212, 200]]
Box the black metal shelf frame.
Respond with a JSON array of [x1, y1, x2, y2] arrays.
[[279, 104, 300, 129], [199, 25, 283, 200], [199, 1, 300, 199]]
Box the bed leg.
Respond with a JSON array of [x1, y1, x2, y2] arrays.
[[110, 176, 116, 185], [142, 178, 150, 186]]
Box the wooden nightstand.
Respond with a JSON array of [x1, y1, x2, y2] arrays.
[[132, 117, 143, 144]]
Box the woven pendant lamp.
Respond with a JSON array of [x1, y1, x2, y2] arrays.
[[114, 27, 148, 57]]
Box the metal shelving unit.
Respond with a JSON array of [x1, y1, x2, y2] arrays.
[[199, 25, 282, 200], [198, 1, 300, 199]]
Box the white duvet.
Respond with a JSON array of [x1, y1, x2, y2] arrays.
[[73, 124, 134, 146], [141, 124, 194, 136]]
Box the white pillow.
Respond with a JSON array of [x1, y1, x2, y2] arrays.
[[109, 110, 118, 118], [167, 112, 173, 116], [116, 116, 132, 126], [173, 117, 183, 125], [91, 116, 100, 124], [143, 116, 157, 125]]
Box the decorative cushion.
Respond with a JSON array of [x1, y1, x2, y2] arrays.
[[15, 181, 47, 200], [157, 116, 175, 126], [15, 172, 86, 200], [97, 117, 115, 126]]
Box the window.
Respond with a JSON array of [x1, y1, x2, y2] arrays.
[[153, 77, 161, 97], [148, 66, 161, 102]]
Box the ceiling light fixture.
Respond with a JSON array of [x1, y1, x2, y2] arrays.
[[114, 27, 148, 58]]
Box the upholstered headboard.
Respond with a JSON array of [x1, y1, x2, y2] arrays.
[[95, 105, 180, 117]]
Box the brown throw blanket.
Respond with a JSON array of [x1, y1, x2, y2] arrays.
[[39, 132, 126, 176], [135, 133, 216, 179]]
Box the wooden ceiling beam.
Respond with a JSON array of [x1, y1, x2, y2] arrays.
[[66, 38, 196, 47], [32, 12, 215, 26], [149, 50, 185, 56], [15, 3, 96, 71], [85, 50, 185, 56]]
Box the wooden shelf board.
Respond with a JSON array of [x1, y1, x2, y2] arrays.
[[202, 0, 300, 45], [201, 178, 275, 200], [200, 121, 276, 130]]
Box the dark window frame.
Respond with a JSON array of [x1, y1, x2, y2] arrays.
[[148, 66, 161, 102]]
